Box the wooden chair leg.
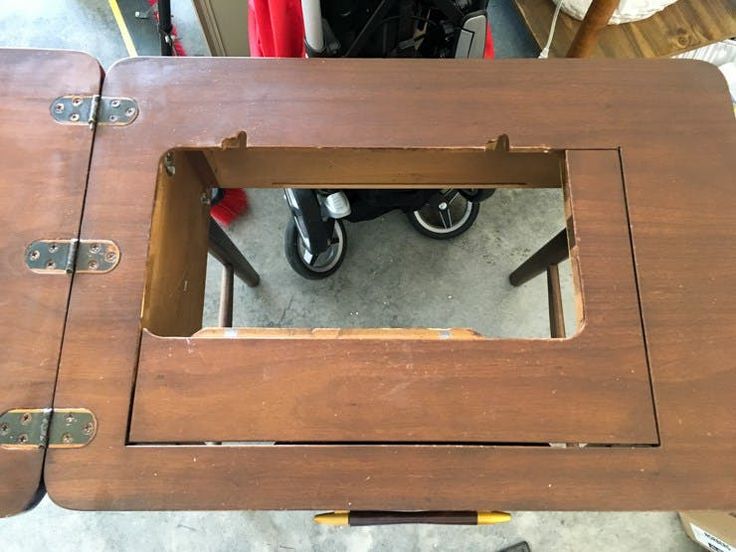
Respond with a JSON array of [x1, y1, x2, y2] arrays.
[[567, 0, 620, 57], [219, 263, 234, 327], [547, 263, 566, 338], [509, 229, 569, 287], [208, 218, 260, 287], [186, 149, 261, 288]]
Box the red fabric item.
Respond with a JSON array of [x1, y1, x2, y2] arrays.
[[247, 1, 493, 59], [248, 0, 306, 57]]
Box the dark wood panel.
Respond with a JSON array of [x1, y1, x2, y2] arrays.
[[46, 57, 736, 510], [514, 0, 736, 58], [0, 49, 101, 516], [129, 150, 655, 445]]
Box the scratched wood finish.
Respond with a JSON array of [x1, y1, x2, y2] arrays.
[[515, 0, 736, 58], [129, 149, 655, 444], [0, 50, 100, 516], [45, 58, 736, 510]]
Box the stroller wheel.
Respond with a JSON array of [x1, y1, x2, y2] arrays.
[[459, 188, 496, 203], [285, 217, 347, 279], [407, 190, 480, 240]]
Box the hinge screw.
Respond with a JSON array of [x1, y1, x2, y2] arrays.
[[17, 434, 28, 444], [110, 99, 121, 108], [0, 423, 8, 435], [69, 113, 80, 122], [89, 243, 100, 253], [108, 114, 118, 123], [125, 107, 136, 117], [45, 260, 56, 269], [20, 412, 32, 425], [65, 413, 76, 424], [71, 97, 83, 107], [82, 423, 95, 435], [54, 103, 65, 113], [48, 243, 58, 253], [29, 250, 40, 261], [61, 433, 74, 444], [88, 260, 99, 270], [105, 251, 117, 262]]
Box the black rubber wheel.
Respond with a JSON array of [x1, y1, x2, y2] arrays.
[[283, 189, 332, 254], [459, 188, 496, 203], [285, 217, 347, 279], [406, 190, 480, 240]]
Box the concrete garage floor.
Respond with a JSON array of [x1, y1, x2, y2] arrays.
[[0, 1, 700, 551]]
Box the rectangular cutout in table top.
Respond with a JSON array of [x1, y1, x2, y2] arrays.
[[141, 144, 575, 338]]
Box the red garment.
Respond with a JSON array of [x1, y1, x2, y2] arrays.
[[247, 0, 493, 59], [248, 0, 306, 57]]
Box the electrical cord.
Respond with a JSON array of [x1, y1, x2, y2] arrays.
[[539, 0, 565, 59]]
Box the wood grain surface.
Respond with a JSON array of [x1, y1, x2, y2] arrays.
[[514, 0, 736, 58], [0, 49, 101, 516], [42, 57, 736, 510]]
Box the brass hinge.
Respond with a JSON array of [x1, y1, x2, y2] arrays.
[[50, 94, 139, 129], [0, 408, 97, 449], [25, 239, 120, 274]]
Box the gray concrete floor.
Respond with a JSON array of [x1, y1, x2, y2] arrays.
[[203, 188, 580, 337], [0, 1, 699, 550]]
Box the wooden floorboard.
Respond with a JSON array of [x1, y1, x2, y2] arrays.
[[513, 0, 736, 58]]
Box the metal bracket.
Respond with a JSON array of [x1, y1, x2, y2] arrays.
[[50, 95, 139, 129], [0, 408, 97, 449], [25, 239, 120, 274]]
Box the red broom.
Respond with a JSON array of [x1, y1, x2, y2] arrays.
[[210, 188, 249, 227], [149, 0, 249, 226]]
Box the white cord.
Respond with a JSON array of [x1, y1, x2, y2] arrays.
[[539, 0, 565, 59]]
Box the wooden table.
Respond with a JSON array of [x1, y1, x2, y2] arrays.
[[1, 48, 734, 517]]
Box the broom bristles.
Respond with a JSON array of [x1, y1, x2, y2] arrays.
[[211, 188, 249, 227]]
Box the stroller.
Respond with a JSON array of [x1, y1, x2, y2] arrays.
[[277, 0, 495, 278]]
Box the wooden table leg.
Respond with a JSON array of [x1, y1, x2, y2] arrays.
[[567, 0, 620, 57], [509, 229, 569, 287], [547, 263, 566, 338], [208, 218, 260, 287], [219, 263, 234, 327]]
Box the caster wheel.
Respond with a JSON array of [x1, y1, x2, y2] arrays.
[[407, 190, 480, 240], [285, 217, 347, 279], [459, 188, 496, 203]]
